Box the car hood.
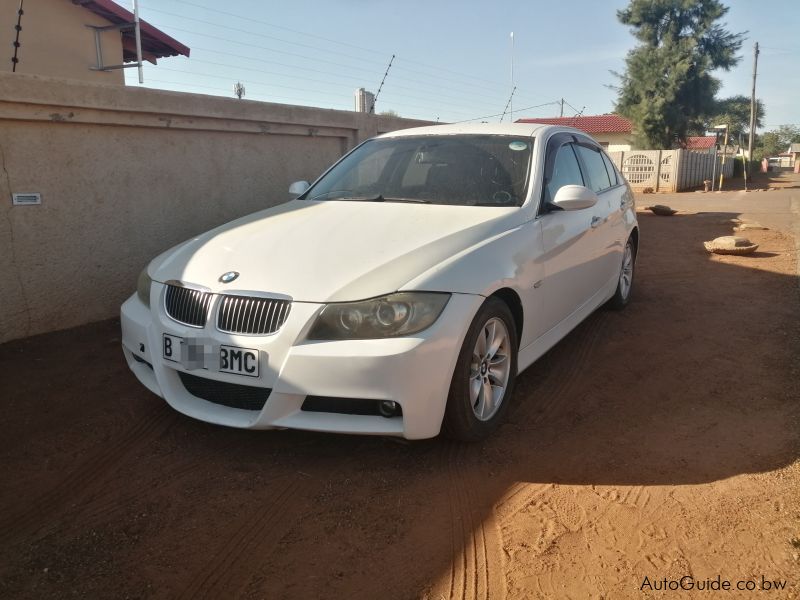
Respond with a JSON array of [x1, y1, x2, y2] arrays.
[[149, 200, 523, 302]]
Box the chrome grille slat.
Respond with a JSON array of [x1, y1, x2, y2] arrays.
[[216, 294, 291, 335], [165, 284, 212, 328]]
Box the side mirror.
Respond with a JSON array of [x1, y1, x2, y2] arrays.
[[552, 185, 598, 211], [288, 180, 310, 196]]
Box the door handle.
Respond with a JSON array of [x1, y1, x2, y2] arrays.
[[591, 216, 603, 228]]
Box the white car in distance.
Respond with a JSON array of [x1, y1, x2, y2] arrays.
[[121, 123, 638, 441]]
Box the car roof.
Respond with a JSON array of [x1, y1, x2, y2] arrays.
[[378, 123, 564, 138], [376, 122, 570, 139]]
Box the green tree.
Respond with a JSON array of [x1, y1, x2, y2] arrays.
[[615, 0, 744, 149], [753, 125, 800, 160], [700, 95, 765, 140]]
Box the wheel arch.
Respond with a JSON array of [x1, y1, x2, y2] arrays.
[[488, 287, 523, 347], [630, 226, 640, 254]]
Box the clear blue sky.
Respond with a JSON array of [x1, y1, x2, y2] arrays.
[[127, 0, 798, 131]]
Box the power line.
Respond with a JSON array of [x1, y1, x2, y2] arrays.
[[152, 0, 389, 56], [152, 0, 512, 89], [140, 6, 392, 68], [160, 26, 525, 106], [188, 47, 515, 109], [149, 65, 499, 119], [181, 56, 515, 116], [129, 5, 580, 122], [148, 27, 536, 110], [452, 101, 562, 124]]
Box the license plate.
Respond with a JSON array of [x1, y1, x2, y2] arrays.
[[162, 334, 260, 377]]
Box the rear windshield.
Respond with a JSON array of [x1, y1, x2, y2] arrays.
[[303, 135, 534, 207]]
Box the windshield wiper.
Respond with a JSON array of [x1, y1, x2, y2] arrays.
[[335, 194, 430, 204]]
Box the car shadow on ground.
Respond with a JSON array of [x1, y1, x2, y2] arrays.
[[0, 212, 798, 599]]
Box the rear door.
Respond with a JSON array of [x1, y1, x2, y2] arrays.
[[573, 139, 626, 291]]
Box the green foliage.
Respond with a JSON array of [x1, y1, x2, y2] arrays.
[[615, 0, 744, 149], [379, 109, 400, 117], [700, 95, 765, 139], [753, 125, 800, 160]]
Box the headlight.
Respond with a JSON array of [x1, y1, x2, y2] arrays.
[[136, 268, 152, 308], [307, 292, 450, 340]]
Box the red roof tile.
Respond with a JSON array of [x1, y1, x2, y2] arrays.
[[515, 114, 633, 134], [72, 0, 190, 62], [684, 136, 717, 150]]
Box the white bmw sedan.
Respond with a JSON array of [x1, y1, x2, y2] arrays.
[[121, 123, 637, 441]]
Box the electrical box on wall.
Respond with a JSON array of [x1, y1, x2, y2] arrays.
[[12, 193, 42, 206]]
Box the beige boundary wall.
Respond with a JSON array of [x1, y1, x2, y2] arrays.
[[609, 149, 734, 193], [0, 73, 432, 343]]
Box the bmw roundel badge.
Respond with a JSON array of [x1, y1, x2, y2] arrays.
[[219, 271, 239, 283]]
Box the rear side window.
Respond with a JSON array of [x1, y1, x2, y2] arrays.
[[601, 152, 619, 186], [545, 143, 584, 204], [575, 145, 611, 193]]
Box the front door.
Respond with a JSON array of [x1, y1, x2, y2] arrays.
[[536, 137, 603, 335]]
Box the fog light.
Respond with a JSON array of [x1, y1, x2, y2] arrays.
[[378, 400, 398, 418]]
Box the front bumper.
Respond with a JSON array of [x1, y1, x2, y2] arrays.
[[120, 284, 482, 439]]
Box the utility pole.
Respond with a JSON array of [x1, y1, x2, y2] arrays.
[[747, 42, 759, 168], [560, 98, 564, 118], [132, 0, 143, 84]]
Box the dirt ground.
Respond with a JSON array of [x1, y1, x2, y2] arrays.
[[1, 204, 799, 599]]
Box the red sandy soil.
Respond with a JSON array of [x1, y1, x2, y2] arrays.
[[1, 211, 798, 599]]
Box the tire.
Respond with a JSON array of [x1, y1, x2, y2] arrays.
[[442, 297, 518, 441], [608, 236, 636, 310]]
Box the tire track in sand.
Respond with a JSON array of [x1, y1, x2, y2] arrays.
[[176, 474, 313, 600], [0, 401, 177, 547], [516, 311, 611, 427], [438, 441, 505, 600]]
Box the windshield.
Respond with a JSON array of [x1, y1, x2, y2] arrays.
[[303, 134, 534, 206]]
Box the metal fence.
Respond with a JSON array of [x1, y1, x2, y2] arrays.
[[608, 149, 735, 192]]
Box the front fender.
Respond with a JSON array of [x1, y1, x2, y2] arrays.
[[400, 219, 543, 300]]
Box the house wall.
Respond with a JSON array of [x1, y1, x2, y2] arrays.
[[0, 72, 432, 343], [0, 0, 124, 84], [591, 132, 633, 153]]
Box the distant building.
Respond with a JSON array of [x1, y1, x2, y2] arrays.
[[515, 114, 634, 151], [354, 88, 375, 113], [1, 0, 189, 84], [789, 143, 800, 173], [683, 136, 717, 153]]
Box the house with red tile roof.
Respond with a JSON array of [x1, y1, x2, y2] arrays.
[[1, 0, 189, 84], [515, 114, 634, 151], [683, 136, 717, 151]]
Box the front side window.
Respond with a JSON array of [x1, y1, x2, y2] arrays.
[[601, 152, 619, 186], [303, 135, 533, 207], [575, 144, 612, 193], [545, 143, 584, 204]]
